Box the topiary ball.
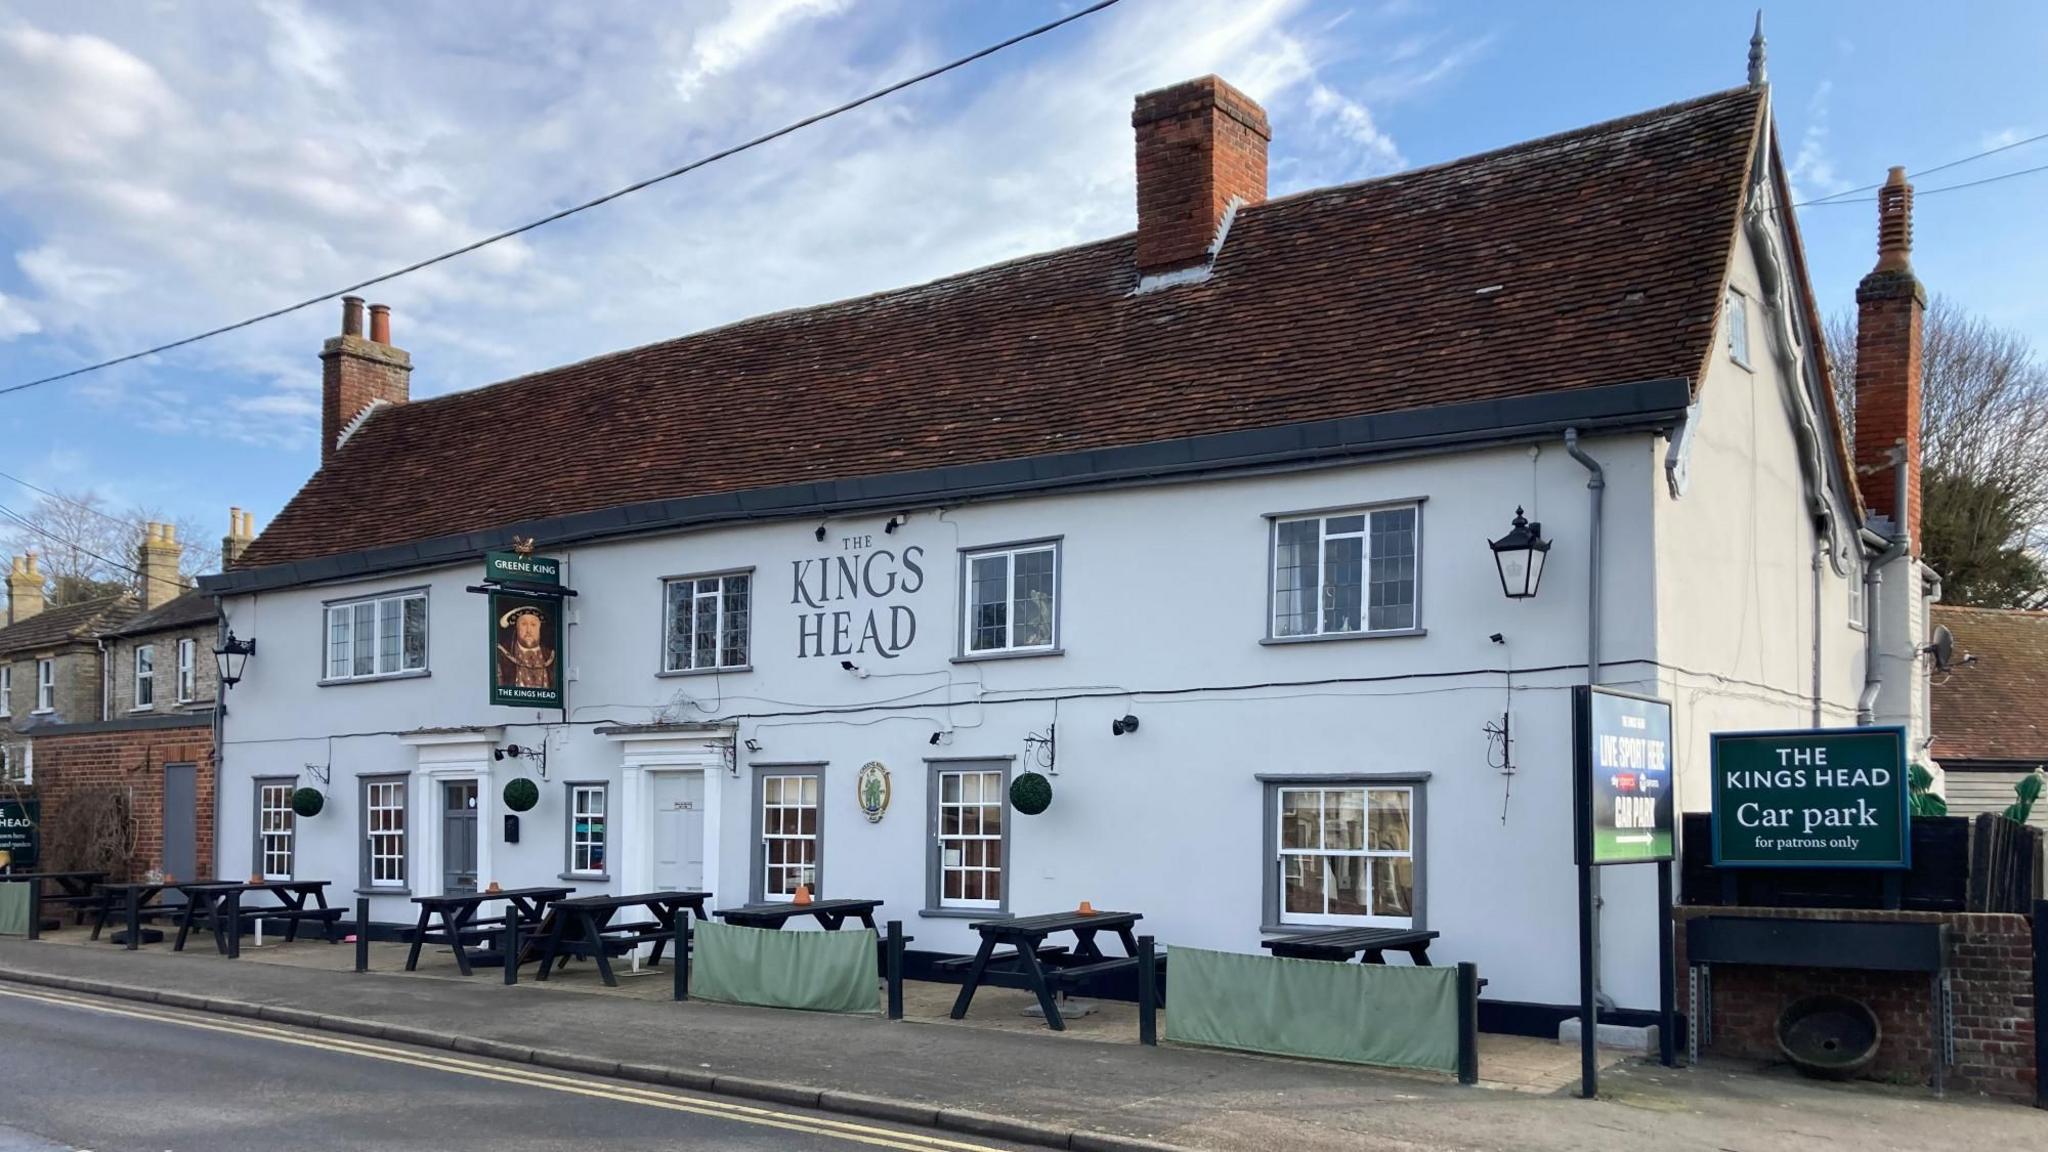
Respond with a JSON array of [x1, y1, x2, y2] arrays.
[[291, 787, 325, 818], [1010, 771, 1052, 816], [503, 777, 540, 813]]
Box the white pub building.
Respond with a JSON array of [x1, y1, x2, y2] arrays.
[[203, 55, 1937, 1025]]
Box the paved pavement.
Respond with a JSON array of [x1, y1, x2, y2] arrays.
[[1, 937, 2042, 1152], [0, 983, 1031, 1151]]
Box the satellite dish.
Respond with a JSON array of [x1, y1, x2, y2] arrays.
[[1926, 625, 1956, 672]]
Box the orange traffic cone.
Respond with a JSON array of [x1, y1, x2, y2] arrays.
[[793, 884, 814, 906]]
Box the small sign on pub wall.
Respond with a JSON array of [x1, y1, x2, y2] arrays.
[[1709, 727, 1909, 869]]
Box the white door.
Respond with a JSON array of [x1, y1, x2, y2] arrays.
[[650, 771, 706, 892]]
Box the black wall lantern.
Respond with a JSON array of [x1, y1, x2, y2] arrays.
[[1489, 507, 1551, 600], [214, 631, 257, 689]]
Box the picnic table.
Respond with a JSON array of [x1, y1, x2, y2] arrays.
[[531, 890, 711, 988], [172, 881, 342, 958], [713, 897, 880, 932], [0, 871, 107, 927], [91, 882, 180, 949], [1260, 926, 1439, 964], [406, 886, 573, 976], [945, 909, 1146, 1031]]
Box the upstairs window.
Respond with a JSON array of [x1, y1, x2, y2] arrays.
[[1726, 288, 1752, 369], [962, 541, 1059, 656], [35, 659, 53, 712], [324, 591, 428, 682], [1271, 505, 1420, 638], [663, 572, 751, 672], [177, 638, 197, 702], [133, 644, 154, 709], [1, 665, 10, 717]]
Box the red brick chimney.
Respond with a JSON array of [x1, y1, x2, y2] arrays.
[[1131, 75, 1270, 276], [320, 295, 410, 466], [1853, 168, 1926, 550]]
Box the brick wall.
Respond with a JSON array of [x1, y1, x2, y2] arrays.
[[1676, 906, 2036, 1100], [107, 626, 219, 714], [28, 718, 216, 883]]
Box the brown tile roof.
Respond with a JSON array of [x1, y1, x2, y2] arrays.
[[1931, 605, 2048, 765], [0, 596, 138, 657], [102, 590, 216, 638], [238, 86, 1766, 574]]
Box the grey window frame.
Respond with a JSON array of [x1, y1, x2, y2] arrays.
[[954, 538, 1063, 660], [176, 637, 197, 702], [658, 568, 754, 675], [1, 664, 11, 717], [560, 780, 611, 881], [748, 762, 825, 902], [357, 773, 411, 895], [133, 643, 155, 710], [1726, 287, 1752, 369], [321, 588, 430, 685], [34, 658, 54, 712], [253, 776, 297, 881], [1263, 499, 1425, 643], [922, 757, 1014, 918], [1257, 772, 1429, 934]]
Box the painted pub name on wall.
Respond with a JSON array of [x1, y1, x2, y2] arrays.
[[790, 534, 926, 659]]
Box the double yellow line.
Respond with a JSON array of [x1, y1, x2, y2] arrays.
[[0, 984, 1012, 1151]]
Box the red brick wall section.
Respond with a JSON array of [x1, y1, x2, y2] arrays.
[[320, 330, 411, 468], [1675, 906, 2036, 1101], [29, 725, 216, 883], [1131, 75, 1270, 274]]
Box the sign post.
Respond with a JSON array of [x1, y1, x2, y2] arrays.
[[1709, 728, 1909, 869], [1572, 685, 1676, 1097]]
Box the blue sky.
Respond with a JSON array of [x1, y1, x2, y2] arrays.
[[0, 0, 2043, 559]]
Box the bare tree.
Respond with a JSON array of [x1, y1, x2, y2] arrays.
[[3, 490, 222, 606], [1827, 295, 2048, 607]]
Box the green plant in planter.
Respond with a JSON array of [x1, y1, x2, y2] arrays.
[[1010, 771, 1052, 816], [291, 787, 325, 818], [503, 777, 540, 813], [1907, 764, 1947, 818], [2002, 771, 2043, 825]]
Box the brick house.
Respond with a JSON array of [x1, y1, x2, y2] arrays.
[[1, 552, 137, 749]]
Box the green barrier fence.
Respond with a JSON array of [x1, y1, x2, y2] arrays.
[[688, 920, 881, 1014], [0, 884, 30, 937], [1165, 946, 1470, 1075]]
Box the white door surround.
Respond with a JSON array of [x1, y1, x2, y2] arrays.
[[400, 728, 503, 898], [601, 725, 734, 901]]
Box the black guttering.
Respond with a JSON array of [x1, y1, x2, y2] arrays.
[[22, 712, 211, 736], [202, 377, 1691, 597]]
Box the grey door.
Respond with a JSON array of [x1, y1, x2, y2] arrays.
[[443, 781, 478, 895], [163, 763, 197, 901]]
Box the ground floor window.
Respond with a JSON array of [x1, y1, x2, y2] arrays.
[[929, 762, 1007, 911], [361, 775, 408, 889], [255, 778, 296, 880], [565, 783, 608, 876], [1264, 776, 1423, 928], [755, 771, 820, 900]]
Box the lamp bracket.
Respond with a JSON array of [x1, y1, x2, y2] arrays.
[[1023, 723, 1057, 776], [302, 762, 331, 788]]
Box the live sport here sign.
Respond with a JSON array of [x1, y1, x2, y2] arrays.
[[1710, 727, 1910, 869]]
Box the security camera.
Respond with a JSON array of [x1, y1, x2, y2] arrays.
[[1111, 714, 1140, 736]]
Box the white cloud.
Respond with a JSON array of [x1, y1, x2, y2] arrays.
[[671, 0, 850, 101], [1787, 80, 1845, 204], [17, 246, 139, 307], [0, 293, 38, 340], [1307, 83, 1402, 172]]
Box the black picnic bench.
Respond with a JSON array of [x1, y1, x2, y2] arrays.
[[172, 881, 344, 957], [530, 890, 711, 988], [1260, 926, 1439, 964], [0, 871, 106, 930], [407, 886, 573, 976], [945, 909, 1152, 1031], [713, 897, 880, 932], [91, 881, 183, 949]]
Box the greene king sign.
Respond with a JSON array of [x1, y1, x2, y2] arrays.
[[1710, 727, 1909, 869]]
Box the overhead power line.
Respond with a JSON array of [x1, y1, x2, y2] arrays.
[[0, 468, 151, 534], [1796, 128, 2048, 207], [0, 501, 148, 584], [0, 0, 1124, 400], [1794, 161, 2048, 208]]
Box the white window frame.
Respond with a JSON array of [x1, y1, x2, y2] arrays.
[[363, 777, 408, 889], [324, 590, 429, 683], [661, 570, 751, 673], [930, 764, 1008, 911], [256, 780, 296, 881], [959, 540, 1061, 657], [1269, 503, 1422, 639], [1726, 287, 1752, 369], [132, 644, 154, 710], [566, 783, 608, 877], [177, 638, 197, 702], [1, 665, 11, 717], [34, 658, 53, 713], [758, 773, 820, 901], [0, 744, 28, 786], [1847, 552, 1867, 632], [1265, 777, 1423, 931]]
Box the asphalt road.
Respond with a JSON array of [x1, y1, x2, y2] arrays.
[[0, 985, 1027, 1151]]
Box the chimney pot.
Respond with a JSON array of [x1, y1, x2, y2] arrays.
[[1131, 75, 1271, 277], [368, 303, 391, 345], [341, 295, 365, 338]]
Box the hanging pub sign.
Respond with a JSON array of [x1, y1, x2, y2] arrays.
[[1710, 727, 1909, 869], [1572, 685, 1675, 866], [0, 798, 38, 871], [483, 548, 567, 709]]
